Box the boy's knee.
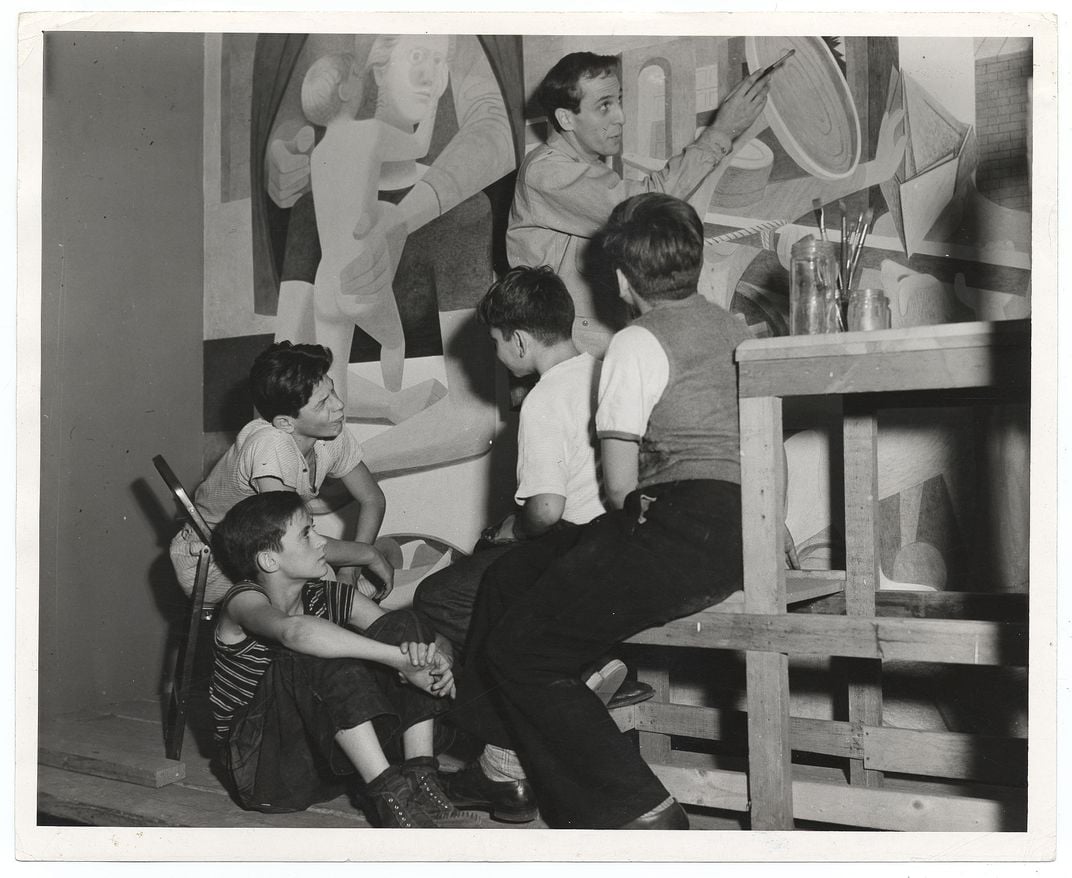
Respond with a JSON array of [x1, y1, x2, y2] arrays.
[[367, 607, 430, 645]]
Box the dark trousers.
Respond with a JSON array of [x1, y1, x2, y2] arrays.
[[449, 480, 742, 829], [221, 609, 448, 813], [413, 543, 516, 659]]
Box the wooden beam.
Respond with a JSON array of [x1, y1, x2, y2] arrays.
[[863, 726, 1028, 788], [647, 753, 1026, 831], [842, 405, 883, 788], [795, 590, 1029, 621], [39, 715, 185, 789], [739, 394, 794, 830], [625, 612, 1028, 666], [736, 320, 1030, 399]]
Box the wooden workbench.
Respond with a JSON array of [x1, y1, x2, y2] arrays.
[[734, 318, 1030, 829]]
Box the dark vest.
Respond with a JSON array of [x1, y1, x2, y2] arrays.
[[633, 294, 751, 488]]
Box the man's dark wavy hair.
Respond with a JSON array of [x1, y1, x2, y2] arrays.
[[538, 52, 619, 133]]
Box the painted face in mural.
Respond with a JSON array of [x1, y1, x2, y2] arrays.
[[557, 72, 625, 160], [373, 34, 450, 130]]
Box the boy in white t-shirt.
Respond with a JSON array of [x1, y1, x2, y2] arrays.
[[414, 266, 604, 659]]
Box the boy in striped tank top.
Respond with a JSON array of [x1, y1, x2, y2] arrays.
[[209, 491, 476, 827]]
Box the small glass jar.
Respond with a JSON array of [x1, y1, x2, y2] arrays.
[[847, 288, 892, 331], [790, 237, 841, 335]]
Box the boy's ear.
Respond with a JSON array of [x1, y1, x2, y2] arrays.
[[513, 329, 528, 358], [256, 549, 278, 575], [616, 269, 648, 315], [272, 414, 295, 434]]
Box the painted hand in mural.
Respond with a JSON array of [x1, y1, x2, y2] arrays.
[[267, 124, 316, 209]]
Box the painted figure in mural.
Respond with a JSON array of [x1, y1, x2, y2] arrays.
[[300, 46, 445, 408], [507, 51, 775, 354], [254, 33, 519, 474]]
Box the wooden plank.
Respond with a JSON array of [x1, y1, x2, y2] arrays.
[[738, 345, 1029, 399], [637, 660, 672, 763], [796, 590, 1029, 621], [712, 572, 846, 614], [39, 715, 185, 788], [736, 319, 1028, 364], [644, 752, 1025, 830], [863, 726, 1028, 787], [792, 776, 1026, 832], [649, 762, 750, 813], [843, 406, 883, 788], [37, 765, 367, 828], [635, 701, 858, 759], [624, 612, 1027, 666], [739, 394, 793, 830]]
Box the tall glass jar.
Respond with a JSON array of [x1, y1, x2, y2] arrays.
[[790, 236, 841, 335]]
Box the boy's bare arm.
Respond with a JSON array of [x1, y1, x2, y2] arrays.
[[601, 437, 640, 510], [227, 591, 443, 694], [490, 492, 566, 542], [338, 463, 386, 545]]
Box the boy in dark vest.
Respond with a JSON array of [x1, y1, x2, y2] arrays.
[[446, 192, 750, 829]]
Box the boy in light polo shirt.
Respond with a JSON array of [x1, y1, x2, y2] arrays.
[[168, 341, 392, 604]]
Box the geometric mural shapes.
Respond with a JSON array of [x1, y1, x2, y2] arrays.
[[900, 151, 960, 257], [903, 74, 970, 175], [745, 36, 861, 180], [879, 69, 975, 257]]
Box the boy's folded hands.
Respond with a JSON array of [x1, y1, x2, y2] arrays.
[[398, 640, 456, 698]]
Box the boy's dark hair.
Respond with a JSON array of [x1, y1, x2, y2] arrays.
[[538, 52, 619, 133], [212, 491, 307, 584], [249, 341, 333, 421], [602, 193, 704, 302], [476, 266, 575, 344]]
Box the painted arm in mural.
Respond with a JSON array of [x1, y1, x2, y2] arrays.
[[270, 39, 515, 478], [345, 40, 516, 476]]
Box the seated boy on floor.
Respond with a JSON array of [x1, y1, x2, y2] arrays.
[[209, 491, 477, 827], [169, 340, 393, 605]]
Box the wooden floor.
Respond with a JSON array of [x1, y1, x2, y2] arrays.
[[37, 695, 545, 829], [37, 695, 745, 831]]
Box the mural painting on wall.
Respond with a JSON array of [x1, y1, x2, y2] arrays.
[[209, 33, 524, 474], [209, 33, 1031, 588]]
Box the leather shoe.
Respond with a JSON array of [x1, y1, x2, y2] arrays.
[[618, 800, 689, 830], [607, 679, 655, 710], [441, 763, 538, 823]]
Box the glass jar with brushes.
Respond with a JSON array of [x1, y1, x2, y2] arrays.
[[790, 236, 841, 335]]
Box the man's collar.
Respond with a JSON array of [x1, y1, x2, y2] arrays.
[[546, 129, 607, 166]]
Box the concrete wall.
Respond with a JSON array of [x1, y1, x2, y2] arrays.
[[39, 33, 205, 718]]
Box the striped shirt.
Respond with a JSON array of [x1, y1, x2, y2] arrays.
[[210, 579, 356, 742]]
